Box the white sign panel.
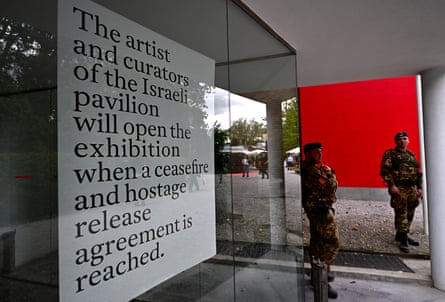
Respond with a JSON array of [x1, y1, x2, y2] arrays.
[[57, 0, 216, 301]]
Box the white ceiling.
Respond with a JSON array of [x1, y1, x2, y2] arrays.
[[242, 0, 445, 87], [5, 0, 445, 92]]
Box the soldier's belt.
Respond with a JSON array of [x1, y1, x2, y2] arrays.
[[314, 204, 335, 214], [395, 180, 417, 187]]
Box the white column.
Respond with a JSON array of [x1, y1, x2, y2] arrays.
[[266, 101, 285, 181], [416, 75, 429, 235], [266, 101, 287, 246], [421, 67, 445, 291]]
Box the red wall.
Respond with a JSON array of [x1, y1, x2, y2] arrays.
[[299, 76, 420, 188]]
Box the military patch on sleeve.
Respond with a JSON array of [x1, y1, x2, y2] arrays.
[[318, 176, 327, 185]]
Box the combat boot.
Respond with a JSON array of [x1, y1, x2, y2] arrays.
[[328, 284, 338, 299], [406, 235, 420, 246], [398, 233, 410, 253], [395, 231, 404, 242], [396, 232, 419, 247], [399, 240, 409, 253]]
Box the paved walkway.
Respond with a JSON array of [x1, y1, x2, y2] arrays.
[[313, 198, 430, 257], [2, 168, 443, 301], [215, 168, 444, 301]]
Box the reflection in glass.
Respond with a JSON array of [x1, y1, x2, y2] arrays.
[[1, 15, 58, 301], [0, 17, 56, 94], [1, 0, 302, 301]]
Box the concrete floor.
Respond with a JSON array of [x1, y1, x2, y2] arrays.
[[2, 169, 444, 301]]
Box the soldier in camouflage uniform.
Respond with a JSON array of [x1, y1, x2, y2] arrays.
[[301, 142, 339, 299], [380, 131, 423, 253]]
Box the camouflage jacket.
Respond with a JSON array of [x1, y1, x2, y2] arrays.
[[301, 161, 338, 213], [379, 148, 422, 188]]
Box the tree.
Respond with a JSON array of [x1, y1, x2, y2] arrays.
[[213, 122, 229, 150], [0, 17, 56, 95], [282, 97, 299, 152], [229, 118, 266, 147], [213, 122, 229, 174]]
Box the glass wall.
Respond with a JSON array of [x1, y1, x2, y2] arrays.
[[1, 1, 302, 301]]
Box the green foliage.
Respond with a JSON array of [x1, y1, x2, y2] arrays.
[[282, 97, 299, 152], [213, 122, 229, 150], [0, 17, 56, 94], [213, 122, 229, 173], [229, 118, 266, 147]]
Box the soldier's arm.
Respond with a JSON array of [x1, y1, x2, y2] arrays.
[[379, 151, 395, 187], [380, 151, 400, 194], [417, 168, 423, 198], [416, 169, 423, 189]]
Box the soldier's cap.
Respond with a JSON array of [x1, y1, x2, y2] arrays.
[[394, 131, 409, 141], [303, 142, 322, 153]]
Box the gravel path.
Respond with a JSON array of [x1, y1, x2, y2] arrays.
[[303, 199, 430, 257], [215, 170, 430, 257]]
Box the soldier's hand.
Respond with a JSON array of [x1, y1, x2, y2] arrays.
[[417, 188, 423, 199], [322, 165, 331, 173], [389, 185, 400, 195]]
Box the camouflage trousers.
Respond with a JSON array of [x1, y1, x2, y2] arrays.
[[390, 185, 420, 233], [306, 207, 340, 266]]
